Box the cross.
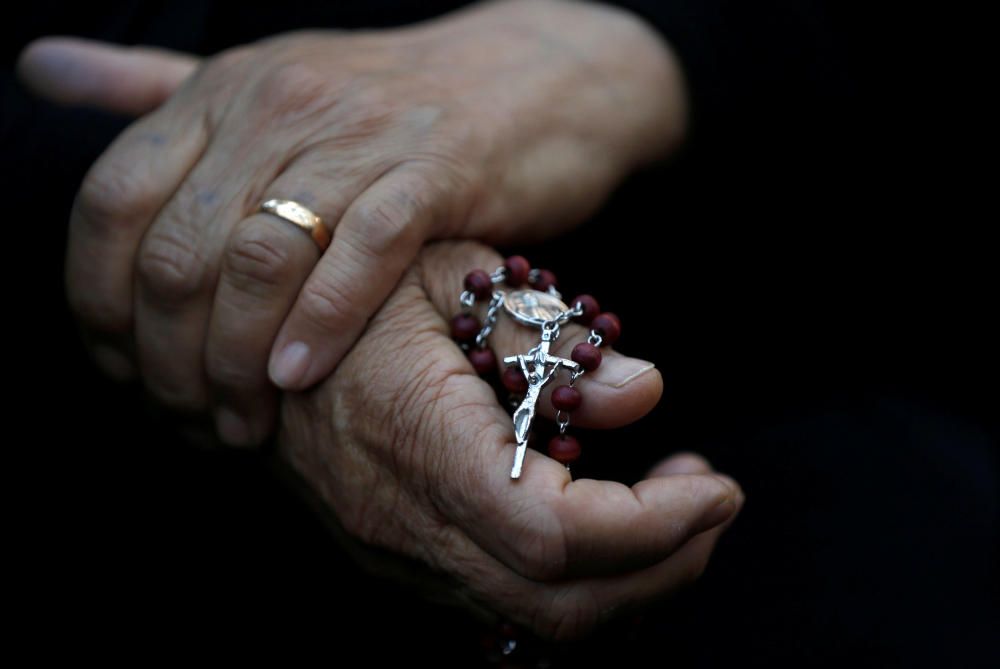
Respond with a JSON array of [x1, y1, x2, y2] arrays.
[[503, 327, 580, 479]]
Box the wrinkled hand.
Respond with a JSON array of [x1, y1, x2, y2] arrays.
[[18, 0, 687, 446], [276, 241, 742, 639]]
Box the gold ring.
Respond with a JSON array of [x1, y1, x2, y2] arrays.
[[259, 199, 331, 251]]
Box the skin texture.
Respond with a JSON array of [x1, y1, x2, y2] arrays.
[[17, 0, 688, 447], [16, 2, 736, 635], [274, 240, 743, 640]]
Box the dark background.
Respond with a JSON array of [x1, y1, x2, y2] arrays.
[[4, 1, 996, 665]]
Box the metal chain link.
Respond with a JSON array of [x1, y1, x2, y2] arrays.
[[556, 410, 570, 435], [490, 266, 506, 284], [558, 323, 605, 438], [458, 264, 505, 311], [475, 292, 505, 348]]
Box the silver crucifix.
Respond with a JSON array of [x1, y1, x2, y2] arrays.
[[504, 324, 580, 478], [494, 289, 583, 479]]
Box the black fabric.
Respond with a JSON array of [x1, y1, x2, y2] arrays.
[[4, 1, 996, 665]]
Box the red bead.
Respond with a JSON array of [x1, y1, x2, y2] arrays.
[[551, 385, 582, 412], [450, 314, 480, 342], [468, 347, 496, 375], [531, 269, 558, 291], [591, 312, 621, 346], [548, 435, 581, 464], [571, 294, 600, 325], [464, 270, 493, 300], [571, 342, 602, 371], [504, 256, 530, 286], [502, 367, 529, 394]]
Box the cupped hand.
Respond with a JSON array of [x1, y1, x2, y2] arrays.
[[275, 240, 742, 639], [18, 0, 687, 446]]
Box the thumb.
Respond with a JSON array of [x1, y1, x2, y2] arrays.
[[16, 36, 200, 116]]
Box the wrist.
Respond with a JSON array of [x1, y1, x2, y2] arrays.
[[584, 1, 690, 166]]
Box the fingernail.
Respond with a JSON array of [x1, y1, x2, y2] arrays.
[[712, 474, 738, 491], [269, 341, 310, 388], [650, 452, 711, 477], [215, 406, 251, 446], [92, 345, 136, 381], [703, 496, 738, 527], [591, 357, 656, 389]]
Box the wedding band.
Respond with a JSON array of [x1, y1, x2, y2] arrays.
[[259, 199, 331, 251]]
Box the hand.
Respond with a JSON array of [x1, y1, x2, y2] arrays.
[[274, 240, 742, 639], [18, 0, 687, 446]]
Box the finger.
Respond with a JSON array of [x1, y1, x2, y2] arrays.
[[490, 313, 660, 429], [133, 72, 381, 412], [131, 128, 270, 411], [546, 521, 731, 640], [269, 163, 448, 390], [645, 451, 713, 477], [544, 471, 741, 580], [433, 493, 735, 641], [205, 209, 324, 446], [419, 242, 662, 429], [561, 458, 743, 635], [206, 137, 398, 442], [16, 37, 199, 115], [414, 354, 738, 583], [65, 90, 209, 380]]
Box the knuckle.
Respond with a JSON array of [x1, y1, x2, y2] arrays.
[[204, 349, 260, 389], [209, 44, 254, 73], [66, 287, 129, 333], [224, 220, 297, 290], [136, 230, 206, 302], [352, 199, 411, 258], [350, 174, 433, 258], [298, 276, 356, 330], [68, 299, 130, 335], [76, 163, 154, 234], [143, 377, 208, 413], [254, 62, 338, 127]]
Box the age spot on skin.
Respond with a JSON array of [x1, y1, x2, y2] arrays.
[[137, 131, 167, 146], [197, 189, 219, 205]]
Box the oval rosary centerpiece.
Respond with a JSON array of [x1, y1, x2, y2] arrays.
[[503, 290, 570, 327]]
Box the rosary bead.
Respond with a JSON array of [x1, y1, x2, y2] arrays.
[[531, 269, 558, 291], [450, 314, 481, 342], [570, 294, 600, 325], [548, 434, 581, 464], [571, 342, 602, 371], [504, 256, 531, 286], [502, 367, 529, 394], [468, 347, 497, 375], [464, 269, 494, 300], [591, 312, 621, 346], [551, 385, 582, 412]]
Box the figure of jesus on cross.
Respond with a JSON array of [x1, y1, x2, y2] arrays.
[[504, 325, 580, 479]]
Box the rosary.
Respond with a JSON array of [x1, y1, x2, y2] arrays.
[[451, 255, 621, 479]]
